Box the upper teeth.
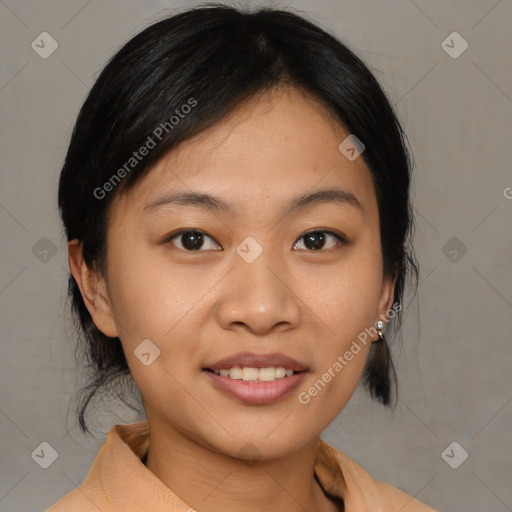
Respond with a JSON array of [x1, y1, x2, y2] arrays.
[[214, 367, 295, 381]]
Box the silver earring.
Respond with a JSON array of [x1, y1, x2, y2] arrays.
[[375, 320, 384, 342]]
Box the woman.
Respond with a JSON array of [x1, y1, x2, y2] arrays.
[[47, 4, 438, 511]]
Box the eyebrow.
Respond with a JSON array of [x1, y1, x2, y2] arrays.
[[143, 187, 364, 217]]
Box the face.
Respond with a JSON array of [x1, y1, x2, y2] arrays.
[[79, 87, 395, 460]]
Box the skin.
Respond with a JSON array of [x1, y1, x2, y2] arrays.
[[69, 86, 396, 512]]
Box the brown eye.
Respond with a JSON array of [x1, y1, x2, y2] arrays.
[[293, 230, 347, 251], [167, 230, 221, 251]]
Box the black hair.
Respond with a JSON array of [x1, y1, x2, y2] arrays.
[[58, 3, 419, 435]]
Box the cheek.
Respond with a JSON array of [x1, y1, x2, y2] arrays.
[[105, 250, 201, 418], [297, 241, 383, 410], [104, 239, 214, 390], [312, 244, 384, 340], [105, 240, 195, 338]]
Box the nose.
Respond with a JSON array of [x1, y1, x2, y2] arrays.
[[214, 247, 302, 336]]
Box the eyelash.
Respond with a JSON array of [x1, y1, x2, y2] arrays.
[[164, 229, 348, 252]]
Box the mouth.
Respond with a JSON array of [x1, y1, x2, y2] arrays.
[[202, 351, 309, 404], [202, 366, 305, 382], [204, 351, 309, 375], [202, 368, 308, 405]]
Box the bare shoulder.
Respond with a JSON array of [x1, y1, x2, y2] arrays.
[[374, 479, 440, 512]]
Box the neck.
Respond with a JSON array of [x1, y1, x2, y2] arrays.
[[143, 416, 342, 512]]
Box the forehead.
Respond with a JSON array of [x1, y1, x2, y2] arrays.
[[113, 87, 377, 219]]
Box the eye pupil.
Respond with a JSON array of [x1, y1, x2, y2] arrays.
[[171, 229, 341, 252], [304, 231, 325, 250], [182, 231, 203, 250]]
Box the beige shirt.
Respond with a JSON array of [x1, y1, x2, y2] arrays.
[[46, 421, 438, 511]]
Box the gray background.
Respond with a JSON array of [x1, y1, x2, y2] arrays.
[[1, 0, 511, 510]]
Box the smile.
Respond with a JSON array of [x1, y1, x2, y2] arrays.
[[207, 366, 296, 382]]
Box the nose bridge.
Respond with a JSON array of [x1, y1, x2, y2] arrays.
[[216, 236, 301, 333]]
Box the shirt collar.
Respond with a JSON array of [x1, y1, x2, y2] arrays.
[[96, 421, 381, 511]]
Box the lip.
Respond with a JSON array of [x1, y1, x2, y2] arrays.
[[202, 369, 308, 405], [203, 351, 309, 372]]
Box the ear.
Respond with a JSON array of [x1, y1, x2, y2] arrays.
[[67, 239, 119, 338], [376, 275, 397, 331]]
